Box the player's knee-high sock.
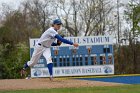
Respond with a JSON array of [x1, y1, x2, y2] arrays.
[[47, 63, 53, 77]]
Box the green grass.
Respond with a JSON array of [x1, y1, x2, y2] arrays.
[[0, 85, 140, 93]]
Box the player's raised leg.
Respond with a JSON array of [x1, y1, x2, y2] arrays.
[[21, 45, 45, 76], [24, 46, 45, 68]]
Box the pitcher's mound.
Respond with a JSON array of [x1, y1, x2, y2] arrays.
[[0, 78, 123, 90]]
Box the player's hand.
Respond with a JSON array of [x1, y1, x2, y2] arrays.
[[73, 43, 79, 47]]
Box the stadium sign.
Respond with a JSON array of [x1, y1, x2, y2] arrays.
[[30, 36, 114, 77]]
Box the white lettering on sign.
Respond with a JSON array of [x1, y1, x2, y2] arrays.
[[31, 65, 114, 77], [64, 36, 112, 46], [33, 64, 45, 68], [30, 36, 113, 48]]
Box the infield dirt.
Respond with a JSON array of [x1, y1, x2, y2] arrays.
[[0, 78, 124, 90]]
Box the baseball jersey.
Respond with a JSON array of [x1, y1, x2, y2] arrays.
[[37, 27, 58, 48]]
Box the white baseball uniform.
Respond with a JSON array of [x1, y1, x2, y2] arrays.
[[27, 27, 58, 67]]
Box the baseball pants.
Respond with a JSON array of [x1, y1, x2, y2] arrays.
[[27, 44, 52, 67]]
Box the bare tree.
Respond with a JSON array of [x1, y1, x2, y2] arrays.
[[21, 0, 54, 33], [0, 0, 115, 37], [54, 0, 114, 36], [79, 0, 115, 36], [53, 0, 81, 36]]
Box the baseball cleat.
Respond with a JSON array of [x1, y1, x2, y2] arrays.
[[20, 69, 27, 77], [49, 77, 53, 81]]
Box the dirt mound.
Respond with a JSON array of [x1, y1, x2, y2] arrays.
[[0, 78, 123, 90]]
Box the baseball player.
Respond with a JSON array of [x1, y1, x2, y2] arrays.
[[21, 19, 79, 81]]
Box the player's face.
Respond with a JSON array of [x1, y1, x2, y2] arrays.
[[54, 24, 62, 30]]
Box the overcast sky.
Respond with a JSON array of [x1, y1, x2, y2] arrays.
[[0, 0, 129, 9], [0, 0, 25, 9]]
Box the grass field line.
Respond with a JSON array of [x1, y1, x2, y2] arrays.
[[53, 74, 140, 80], [0, 84, 140, 93]]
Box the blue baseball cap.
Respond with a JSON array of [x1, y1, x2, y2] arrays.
[[53, 19, 62, 25]]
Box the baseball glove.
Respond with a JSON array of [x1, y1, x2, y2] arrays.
[[57, 35, 64, 46]]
